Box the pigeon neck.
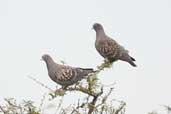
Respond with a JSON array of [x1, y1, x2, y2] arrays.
[[96, 29, 106, 38], [45, 58, 55, 69]]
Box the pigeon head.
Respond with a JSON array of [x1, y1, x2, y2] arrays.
[[42, 54, 53, 62], [92, 23, 104, 31]]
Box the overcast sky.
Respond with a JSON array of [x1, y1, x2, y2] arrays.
[[0, 0, 171, 114]]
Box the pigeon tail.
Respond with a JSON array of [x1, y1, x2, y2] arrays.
[[127, 59, 137, 67], [120, 54, 137, 67], [130, 56, 136, 61], [81, 68, 94, 76]]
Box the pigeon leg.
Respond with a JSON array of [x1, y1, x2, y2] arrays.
[[61, 85, 68, 90]]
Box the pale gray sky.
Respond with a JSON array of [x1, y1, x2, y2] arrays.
[[0, 0, 171, 114]]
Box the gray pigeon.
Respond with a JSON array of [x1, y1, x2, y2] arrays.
[[93, 23, 137, 67], [42, 54, 94, 87]]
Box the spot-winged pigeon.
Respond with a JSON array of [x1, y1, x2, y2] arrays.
[[42, 54, 94, 87], [93, 23, 137, 67]]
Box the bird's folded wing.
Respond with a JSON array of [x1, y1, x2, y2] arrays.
[[108, 38, 129, 56], [57, 67, 76, 81], [98, 39, 118, 57]]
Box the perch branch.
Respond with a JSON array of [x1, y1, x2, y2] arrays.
[[66, 85, 97, 97], [88, 87, 103, 114]]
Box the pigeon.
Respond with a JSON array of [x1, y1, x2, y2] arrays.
[[92, 23, 137, 67], [42, 54, 94, 87]]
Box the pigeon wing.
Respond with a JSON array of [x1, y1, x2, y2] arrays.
[[96, 38, 117, 58], [96, 37, 128, 60], [57, 66, 76, 82]]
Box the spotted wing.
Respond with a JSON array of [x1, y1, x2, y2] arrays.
[[96, 38, 128, 60], [57, 66, 77, 82]]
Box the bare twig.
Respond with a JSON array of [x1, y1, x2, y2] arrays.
[[71, 109, 81, 114], [162, 105, 171, 114], [95, 88, 114, 114], [55, 96, 64, 114], [28, 76, 53, 91], [38, 93, 47, 112], [88, 87, 103, 114], [114, 101, 126, 114], [0, 106, 7, 114]]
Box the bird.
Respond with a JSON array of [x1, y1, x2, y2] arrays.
[[92, 23, 137, 67], [42, 54, 94, 88]]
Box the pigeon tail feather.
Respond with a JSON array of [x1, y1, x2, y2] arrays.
[[80, 68, 94, 76], [130, 56, 136, 61], [128, 60, 137, 67], [120, 54, 137, 67]]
